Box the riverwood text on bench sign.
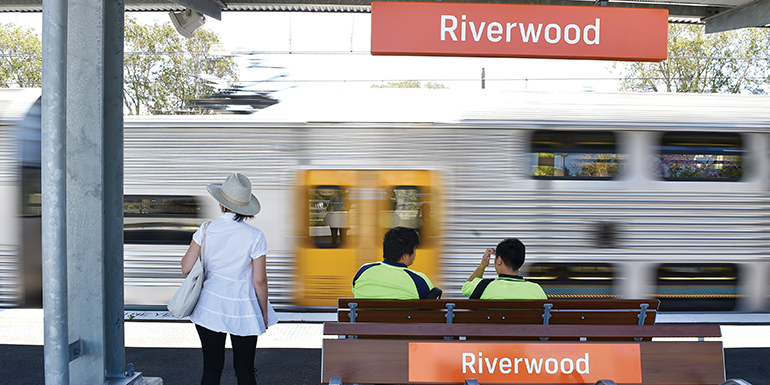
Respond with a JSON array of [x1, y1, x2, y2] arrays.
[[409, 342, 642, 383]]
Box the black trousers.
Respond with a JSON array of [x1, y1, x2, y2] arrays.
[[195, 324, 258, 385]]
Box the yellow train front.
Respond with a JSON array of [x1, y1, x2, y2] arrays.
[[294, 169, 443, 307]]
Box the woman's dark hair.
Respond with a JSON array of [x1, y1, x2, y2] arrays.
[[233, 213, 254, 222], [383, 226, 420, 262]]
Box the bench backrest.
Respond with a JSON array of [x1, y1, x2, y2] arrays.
[[337, 298, 660, 326], [325, 322, 720, 339]]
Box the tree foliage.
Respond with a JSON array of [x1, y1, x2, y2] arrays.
[[533, 153, 621, 178], [0, 23, 42, 88], [653, 154, 742, 179], [615, 24, 770, 93], [124, 17, 239, 115], [371, 80, 447, 89]]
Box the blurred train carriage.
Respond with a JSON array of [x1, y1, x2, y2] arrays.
[[0, 89, 41, 308], [2, 89, 769, 311]]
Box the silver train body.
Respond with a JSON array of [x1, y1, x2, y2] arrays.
[[2, 89, 769, 311]]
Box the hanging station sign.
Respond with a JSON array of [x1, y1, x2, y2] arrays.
[[371, 2, 668, 62]]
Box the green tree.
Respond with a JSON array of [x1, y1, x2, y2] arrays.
[[124, 17, 239, 115], [371, 80, 447, 89], [615, 25, 770, 93], [570, 154, 621, 178], [424, 82, 447, 89], [0, 23, 42, 88]]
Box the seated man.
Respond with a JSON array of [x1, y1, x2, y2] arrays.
[[352, 226, 442, 299], [462, 238, 546, 299]]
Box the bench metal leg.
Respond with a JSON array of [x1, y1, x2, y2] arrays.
[[635, 303, 650, 341], [464, 379, 481, 385], [328, 376, 343, 385], [541, 303, 552, 341], [347, 302, 358, 322]]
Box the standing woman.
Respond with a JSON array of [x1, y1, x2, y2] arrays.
[[181, 172, 278, 385]]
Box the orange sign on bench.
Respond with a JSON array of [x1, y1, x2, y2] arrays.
[[408, 342, 642, 383], [371, 2, 668, 62]]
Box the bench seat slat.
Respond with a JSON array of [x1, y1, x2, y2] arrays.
[[453, 311, 655, 325], [323, 322, 721, 338], [338, 298, 660, 311], [343, 311, 451, 323], [340, 310, 657, 324]]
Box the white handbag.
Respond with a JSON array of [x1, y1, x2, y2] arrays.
[[167, 221, 210, 318]]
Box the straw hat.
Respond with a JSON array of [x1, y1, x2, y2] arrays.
[[207, 172, 261, 216]]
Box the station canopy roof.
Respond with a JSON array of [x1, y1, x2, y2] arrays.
[[1, 0, 768, 33]]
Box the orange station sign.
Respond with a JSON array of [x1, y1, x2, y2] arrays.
[[408, 342, 642, 383], [371, 2, 668, 61]]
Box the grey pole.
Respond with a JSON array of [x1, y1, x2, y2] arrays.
[[66, 0, 126, 382], [103, 0, 126, 379], [67, 0, 106, 380], [41, 1, 69, 384]]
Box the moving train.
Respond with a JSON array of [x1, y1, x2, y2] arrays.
[[2, 88, 769, 311]]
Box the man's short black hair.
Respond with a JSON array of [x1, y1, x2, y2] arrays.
[[495, 238, 526, 271], [383, 226, 420, 263]]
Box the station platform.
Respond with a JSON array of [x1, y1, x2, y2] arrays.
[[2, 308, 769, 384]]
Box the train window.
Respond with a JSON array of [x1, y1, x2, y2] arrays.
[[123, 195, 203, 244], [124, 195, 201, 217], [529, 131, 623, 179], [654, 263, 739, 311], [526, 263, 618, 298], [654, 132, 743, 181], [309, 186, 351, 248], [384, 186, 426, 238], [20, 167, 41, 216]]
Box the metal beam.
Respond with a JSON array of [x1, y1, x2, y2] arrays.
[[0, 0, 733, 20], [705, 0, 770, 33]]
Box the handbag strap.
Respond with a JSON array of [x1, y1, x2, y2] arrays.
[[199, 221, 211, 264]]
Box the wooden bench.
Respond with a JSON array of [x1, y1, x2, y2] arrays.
[[322, 299, 726, 384], [322, 323, 725, 385]]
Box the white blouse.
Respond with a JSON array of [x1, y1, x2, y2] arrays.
[[189, 212, 278, 336]]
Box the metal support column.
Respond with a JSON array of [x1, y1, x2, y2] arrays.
[[66, 0, 126, 383], [42, 0, 127, 383], [41, 0, 69, 383], [67, 0, 107, 381], [103, 1, 126, 380]]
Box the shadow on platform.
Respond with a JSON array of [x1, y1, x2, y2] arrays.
[[1, 345, 320, 384], [2, 345, 768, 384]]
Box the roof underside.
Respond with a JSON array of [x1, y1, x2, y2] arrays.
[[0, 0, 767, 32]]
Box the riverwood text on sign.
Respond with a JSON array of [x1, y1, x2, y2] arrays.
[[371, 2, 668, 61]]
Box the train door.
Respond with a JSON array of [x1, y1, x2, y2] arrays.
[[375, 170, 441, 284], [295, 170, 441, 307]]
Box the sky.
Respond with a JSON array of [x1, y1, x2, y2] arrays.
[[0, 11, 622, 94]]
